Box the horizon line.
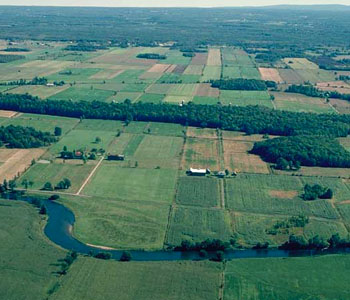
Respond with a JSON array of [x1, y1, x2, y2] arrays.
[[0, 4, 349, 8]]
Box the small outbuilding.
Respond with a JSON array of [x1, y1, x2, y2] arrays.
[[187, 168, 210, 176], [107, 154, 125, 161]]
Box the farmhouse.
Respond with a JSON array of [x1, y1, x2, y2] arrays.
[[107, 154, 125, 161], [187, 168, 209, 176]]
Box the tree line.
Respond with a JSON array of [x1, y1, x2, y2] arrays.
[[0, 54, 25, 63], [2, 93, 350, 138], [0, 77, 48, 86], [286, 84, 350, 101], [136, 53, 166, 60], [211, 78, 277, 91]]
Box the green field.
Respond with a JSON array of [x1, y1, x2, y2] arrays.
[[224, 255, 350, 300], [272, 92, 335, 113], [147, 122, 185, 137], [111, 69, 146, 83], [219, 90, 273, 107], [192, 96, 219, 105], [131, 135, 184, 168], [20, 162, 94, 193], [47, 68, 102, 83], [176, 176, 220, 207], [82, 165, 178, 203], [0, 199, 65, 300], [50, 85, 115, 102], [48, 128, 117, 157], [166, 206, 233, 246], [1, 113, 79, 134], [161, 50, 192, 65], [61, 194, 170, 249], [224, 174, 346, 219], [51, 259, 221, 300], [232, 212, 348, 247], [201, 66, 221, 81], [137, 93, 165, 103]]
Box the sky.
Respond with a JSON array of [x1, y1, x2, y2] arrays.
[[0, 0, 349, 7]]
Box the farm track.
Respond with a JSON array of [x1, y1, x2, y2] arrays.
[[76, 156, 104, 195], [218, 261, 226, 300]]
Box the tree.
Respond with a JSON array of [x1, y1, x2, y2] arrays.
[[8, 180, 16, 192], [43, 182, 53, 191], [95, 137, 101, 144], [119, 251, 132, 262], [320, 188, 333, 199], [54, 126, 62, 136], [28, 181, 34, 188], [39, 205, 47, 215], [21, 179, 28, 189], [63, 146, 68, 152], [275, 158, 289, 170], [3, 179, 7, 190], [225, 169, 230, 176], [63, 178, 71, 189]]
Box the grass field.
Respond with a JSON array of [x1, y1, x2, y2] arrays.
[[137, 93, 164, 103], [224, 174, 346, 219], [131, 135, 184, 169], [224, 255, 350, 300], [166, 206, 233, 246], [2, 113, 79, 134], [147, 122, 185, 137], [192, 96, 219, 105], [83, 165, 178, 203], [176, 176, 220, 207], [19, 162, 94, 193], [201, 66, 221, 81], [49, 128, 117, 157], [8, 84, 69, 99], [50, 85, 115, 102], [231, 212, 348, 247], [272, 92, 335, 113], [0, 199, 65, 300], [47, 68, 102, 83], [219, 90, 273, 107], [51, 258, 221, 300], [61, 194, 170, 249]]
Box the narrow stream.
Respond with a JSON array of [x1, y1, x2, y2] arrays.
[[41, 199, 350, 261]]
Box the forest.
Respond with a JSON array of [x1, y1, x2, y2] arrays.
[[0, 125, 56, 148], [0, 6, 350, 49], [251, 135, 350, 168]]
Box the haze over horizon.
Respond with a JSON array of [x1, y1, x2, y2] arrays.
[[0, 0, 349, 7]]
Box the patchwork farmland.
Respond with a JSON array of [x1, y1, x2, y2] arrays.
[[1, 18, 350, 299]]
